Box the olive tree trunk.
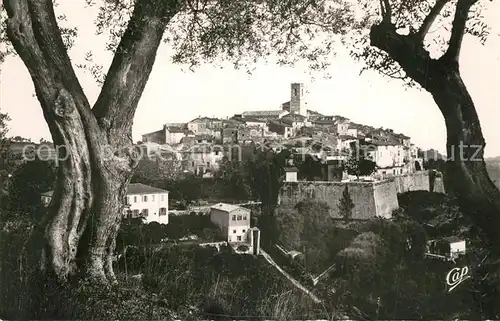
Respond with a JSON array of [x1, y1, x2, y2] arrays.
[[4, 0, 180, 284], [370, 0, 500, 252]]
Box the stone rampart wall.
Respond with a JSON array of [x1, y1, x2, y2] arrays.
[[279, 180, 399, 220], [392, 171, 430, 194]]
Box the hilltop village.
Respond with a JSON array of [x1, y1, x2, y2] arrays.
[[141, 82, 425, 180], [128, 82, 447, 226]]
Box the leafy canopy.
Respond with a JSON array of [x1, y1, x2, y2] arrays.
[[0, 0, 360, 80], [1, 0, 495, 89], [346, 0, 494, 87]]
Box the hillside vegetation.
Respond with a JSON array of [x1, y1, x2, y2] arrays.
[[273, 191, 499, 319]]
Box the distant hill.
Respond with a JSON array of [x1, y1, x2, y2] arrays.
[[486, 156, 500, 190], [420, 151, 499, 190]]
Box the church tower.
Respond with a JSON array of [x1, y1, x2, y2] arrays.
[[289, 83, 307, 116]]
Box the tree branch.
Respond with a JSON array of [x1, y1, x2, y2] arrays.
[[92, 0, 182, 148], [442, 0, 479, 62], [4, 0, 85, 112], [4, 0, 106, 162], [379, 0, 392, 24], [370, 23, 440, 90], [417, 0, 450, 42]]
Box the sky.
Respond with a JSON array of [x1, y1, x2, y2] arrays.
[[1, 1, 499, 157]]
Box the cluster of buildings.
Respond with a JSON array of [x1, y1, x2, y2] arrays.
[[41, 184, 258, 250], [141, 83, 423, 180], [7, 83, 424, 183]]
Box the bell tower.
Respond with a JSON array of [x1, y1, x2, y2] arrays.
[[290, 83, 307, 116]]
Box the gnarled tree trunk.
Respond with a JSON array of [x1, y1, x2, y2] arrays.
[[369, 0, 500, 252], [370, 2, 500, 316], [4, 0, 180, 285]]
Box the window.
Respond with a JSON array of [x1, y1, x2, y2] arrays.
[[152, 195, 155, 201], [207, 162, 210, 167], [192, 161, 195, 167], [159, 208, 167, 216], [237, 236, 242, 241], [134, 196, 137, 203], [237, 215, 242, 220], [141, 209, 149, 216], [132, 209, 139, 217], [143, 195, 148, 202], [243, 215, 247, 220], [233, 230, 236, 234], [232, 215, 236, 221], [294, 88, 298, 96], [161, 195, 165, 201]]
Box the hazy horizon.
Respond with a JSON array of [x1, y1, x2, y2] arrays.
[[1, 1, 499, 157]]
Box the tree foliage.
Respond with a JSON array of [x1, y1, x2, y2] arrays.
[[5, 157, 56, 216], [274, 200, 351, 274], [0, 111, 12, 195], [275, 205, 304, 249], [0, 0, 360, 75], [294, 154, 323, 181], [246, 149, 287, 210], [344, 151, 377, 178], [333, 216, 471, 319], [338, 185, 354, 221], [347, 0, 493, 85], [218, 157, 254, 201], [131, 156, 182, 185]]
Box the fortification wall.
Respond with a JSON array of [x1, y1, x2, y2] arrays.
[[392, 171, 430, 194], [279, 180, 399, 220]]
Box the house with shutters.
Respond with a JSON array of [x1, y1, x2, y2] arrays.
[[124, 183, 169, 224], [40, 183, 169, 224], [209, 203, 251, 243]]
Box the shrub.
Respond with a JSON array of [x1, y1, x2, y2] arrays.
[[236, 245, 249, 252]]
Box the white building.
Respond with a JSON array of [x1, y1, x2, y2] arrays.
[[241, 110, 289, 120], [361, 139, 406, 176], [284, 167, 298, 182], [346, 128, 358, 138], [40, 191, 52, 206], [210, 203, 251, 243], [40, 183, 169, 225], [334, 120, 350, 136], [164, 126, 186, 145], [427, 236, 466, 259], [181, 144, 224, 175], [141, 125, 186, 145], [125, 183, 169, 224], [242, 117, 268, 130], [445, 236, 466, 258]]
